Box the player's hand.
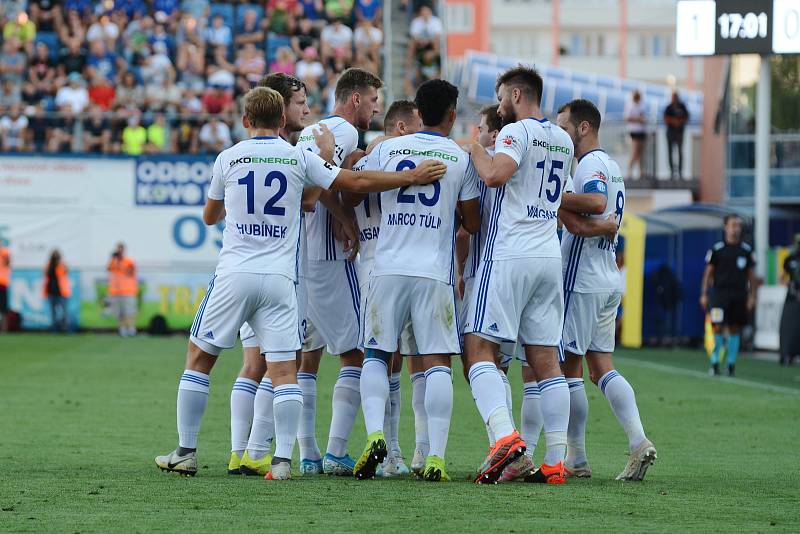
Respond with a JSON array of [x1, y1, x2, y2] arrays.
[[604, 213, 619, 242], [313, 123, 335, 162], [699, 294, 708, 310], [332, 215, 360, 261], [410, 159, 447, 184]]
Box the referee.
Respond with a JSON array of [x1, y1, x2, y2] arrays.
[[779, 234, 800, 366], [700, 214, 758, 376]]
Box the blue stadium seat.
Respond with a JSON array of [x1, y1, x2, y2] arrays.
[[266, 33, 291, 64], [236, 3, 264, 32], [209, 3, 235, 28], [35, 31, 60, 59]]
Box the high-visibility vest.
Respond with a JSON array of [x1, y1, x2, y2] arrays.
[[107, 256, 138, 297], [42, 262, 72, 298], [0, 247, 9, 287]]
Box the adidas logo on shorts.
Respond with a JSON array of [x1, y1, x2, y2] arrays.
[[566, 340, 577, 349], [204, 331, 215, 340], [488, 323, 499, 333], [367, 337, 378, 346]]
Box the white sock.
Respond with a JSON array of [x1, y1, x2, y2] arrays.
[[245, 378, 275, 460], [177, 370, 210, 449], [388, 372, 402, 455], [468, 362, 513, 439], [538, 376, 569, 466], [424, 366, 453, 459], [327, 366, 361, 457], [359, 360, 388, 437], [485, 422, 496, 448], [382, 397, 394, 460], [500, 372, 515, 428], [521, 381, 543, 459], [599, 370, 647, 451], [297, 372, 321, 461], [273, 383, 303, 459], [230, 377, 258, 454], [410, 372, 429, 455], [566, 378, 588, 466]]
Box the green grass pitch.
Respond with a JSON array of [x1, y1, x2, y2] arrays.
[[1, 334, 798, 532]]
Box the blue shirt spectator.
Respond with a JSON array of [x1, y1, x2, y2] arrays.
[[355, 0, 381, 23], [112, 0, 144, 19], [205, 15, 232, 47], [154, 0, 180, 17], [299, 0, 324, 21], [181, 0, 210, 20], [64, 0, 92, 15], [86, 43, 120, 81]]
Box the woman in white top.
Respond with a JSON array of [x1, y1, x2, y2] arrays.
[[624, 90, 647, 179]]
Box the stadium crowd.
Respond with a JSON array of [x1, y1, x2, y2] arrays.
[[0, 0, 445, 155]]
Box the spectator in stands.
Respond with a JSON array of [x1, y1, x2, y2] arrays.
[[141, 42, 175, 87], [205, 13, 232, 48], [88, 74, 115, 110], [296, 46, 325, 85], [44, 249, 71, 333], [325, 0, 354, 20], [236, 43, 267, 85], [107, 242, 139, 337], [82, 106, 111, 153], [181, 0, 210, 20], [27, 42, 56, 98], [198, 115, 232, 152], [625, 90, 647, 179], [115, 71, 146, 108], [26, 100, 51, 152], [176, 41, 206, 92], [63, 0, 93, 17], [58, 41, 86, 79], [176, 13, 205, 49], [269, 46, 296, 75], [173, 104, 199, 153], [29, 0, 61, 33], [266, 0, 298, 35], [86, 12, 120, 49], [0, 102, 28, 151], [355, 0, 382, 25], [86, 40, 125, 83], [202, 82, 234, 114], [408, 5, 441, 67], [664, 91, 689, 179], [153, 0, 181, 22], [234, 8, 265, 47], [122, 113, 148, 155], [146, 76, 183, 113], [150, 22, 175, 56], [3, 11, 36, 54], [297, 0, 325, 26], [0, 79, 21, 111], [147, 113, 167, 153], [354, 19, 382, 70], [0, 239, 9, 333], [122, 14, 155, 64], [321, 17, 353, 65], [291, 16, 320, 57], [58, 8, 87, 51], [0, 39, 27, 85], [55, 72, 89, 113]]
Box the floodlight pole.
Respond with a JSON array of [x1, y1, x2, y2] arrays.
[[754, 55, 770, 279]]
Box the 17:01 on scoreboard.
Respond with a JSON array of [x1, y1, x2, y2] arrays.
[[676, 0, 800, 56]]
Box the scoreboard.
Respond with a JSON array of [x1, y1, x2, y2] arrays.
[[676, 0, 800, 56]]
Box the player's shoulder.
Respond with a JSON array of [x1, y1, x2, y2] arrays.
[[740, 242, 753, 252], [712, 241, 725, 251], [323, 115, 358, 136], [352, 152, 371, 171]]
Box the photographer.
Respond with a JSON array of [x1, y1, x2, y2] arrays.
[[780, 234, 800, 366], [107, 242, 138, 337]]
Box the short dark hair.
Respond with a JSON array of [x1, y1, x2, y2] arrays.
[[558, 98, 601, 132], [258, 73, 306, 102], [335, 68, 383, 103], [495, 65, 543, 105], [384, 100, 417, 132], [479, 104, 502, 133], [723, 213, 741, 225], [414, 79, 459, 127]]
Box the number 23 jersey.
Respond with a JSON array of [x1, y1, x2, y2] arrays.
[[371, 132, 480, 285], [208, 137, 340, 280]]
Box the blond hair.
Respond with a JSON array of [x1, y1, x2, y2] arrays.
[[244, 86, 284, 129]]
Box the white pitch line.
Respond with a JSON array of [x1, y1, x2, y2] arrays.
[[616, 357, 800, 397]]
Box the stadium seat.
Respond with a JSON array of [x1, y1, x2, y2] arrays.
[[265, 33, 292, 64], [35, 31, 60, 60], [209, 3, 235, 28], [236, 3, 265, 32]]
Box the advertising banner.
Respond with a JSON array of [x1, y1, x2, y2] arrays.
[[754, 285, 788, 350], [8, 268, 81, 330]]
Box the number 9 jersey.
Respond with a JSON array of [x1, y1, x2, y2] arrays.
[[208, 136, 340, 280]]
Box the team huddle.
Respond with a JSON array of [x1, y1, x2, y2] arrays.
[[155, 65, 657, 485]]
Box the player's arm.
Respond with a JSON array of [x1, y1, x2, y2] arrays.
[[202, 198, 226, 225], [330, 159, 447, 193], [700, 262, 714, 310], [560, 191, 606, 215], [746, 264, 758, 312], [458, 198, 481, 235], [204, 156, 226, 224], [319, 189, 359, 259], [559, 209, 617, 239], [302, 186, 322, 211], [468, 144, 518, 187]]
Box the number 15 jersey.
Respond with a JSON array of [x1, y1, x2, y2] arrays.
[[208, 136, 340, 280], [485, 118, 574, 261], [371, 131, 480, 285]]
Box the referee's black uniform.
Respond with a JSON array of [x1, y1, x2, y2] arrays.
[[780, 248, 800, 365], [705, 240, 755, 328]]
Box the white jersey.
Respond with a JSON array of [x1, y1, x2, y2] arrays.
[[483, 118, 574, 261], [561, 149, 625, 293], [372, 131, 480, 285], [352, 153, 382, 264], [208, 136, 340, 280], [297, 116, 360, 261], [463, 149, 494, 281]]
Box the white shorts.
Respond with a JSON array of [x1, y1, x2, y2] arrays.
[[358, 259, 418, 355], [109, 295, 137, 320], [560, 291, 621, 359], [304, 260, 360, 355], [461, 276, 517, 360], [364, 275, 460, 355], [465, 257, 563, 347], [240, 276, 308, 350], [190, 272, 300, 362]]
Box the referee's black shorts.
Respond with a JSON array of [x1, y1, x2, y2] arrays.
[[710, 290, 748, 327], [0, 285, 8, 314]]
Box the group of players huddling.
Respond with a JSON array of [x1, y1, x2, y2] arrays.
[[155, 65, 658, 485]]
